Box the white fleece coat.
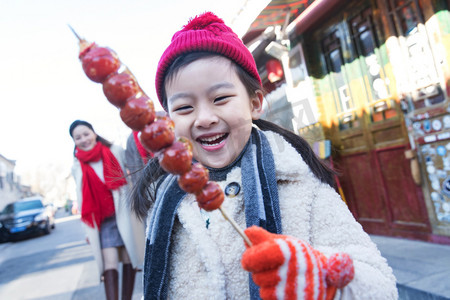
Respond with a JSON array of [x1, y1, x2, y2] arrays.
[[72, 144, 145, 283], [164, 131, 398, 299]]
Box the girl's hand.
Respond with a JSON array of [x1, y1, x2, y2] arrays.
[[241, 226, 354, 300]]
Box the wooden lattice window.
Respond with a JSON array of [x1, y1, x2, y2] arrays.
[[322, 30, 357, 130], [349, 7, 397, 122]]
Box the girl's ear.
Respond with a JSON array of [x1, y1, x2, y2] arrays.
[[250, 90, 264, 120]]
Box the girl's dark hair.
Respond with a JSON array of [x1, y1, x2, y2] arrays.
[[129, 157, 165, 219], [130, 52, 336, 219], [69, 119, 112, 156], [252, 118, 336, 186]]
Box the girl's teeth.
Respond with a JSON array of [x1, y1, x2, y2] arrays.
[[200, 133, 226, 145]]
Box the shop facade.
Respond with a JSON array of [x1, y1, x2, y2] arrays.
[[242, 0, 450, 243]]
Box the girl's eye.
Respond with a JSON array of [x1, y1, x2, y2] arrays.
[[214, 96, 230, 103], [173, 105, 193, 114]]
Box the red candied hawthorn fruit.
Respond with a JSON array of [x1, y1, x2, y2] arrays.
[[178, 163, 209, 194], [140, 118, 175, 153], [103, 72, 140, 107], [80, 46, 120, 83], [159, 139, 193, 175], [120, 95, 155, 131], [196, 181, 224, 211]]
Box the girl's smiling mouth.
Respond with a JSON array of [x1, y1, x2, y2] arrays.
[[197, 133, 229, 150]]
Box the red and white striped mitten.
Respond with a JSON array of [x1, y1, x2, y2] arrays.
[[241, 226, 354, 300]]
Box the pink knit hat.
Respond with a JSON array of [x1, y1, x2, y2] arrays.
[[155, 12, 262, 108]]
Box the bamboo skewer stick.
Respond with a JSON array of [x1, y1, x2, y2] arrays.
[[68, 25, 83, 42], [219, 206, 252, 247], [68, 25, 90, 53]]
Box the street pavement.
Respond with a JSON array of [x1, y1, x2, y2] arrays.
[[0, 210, 143, 300], [53, 212, 144, 300], [71, 256, 143, 300], [371, 235, 450, 300]]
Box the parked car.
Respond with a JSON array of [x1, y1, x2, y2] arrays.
[[45, 203, 58, 218], [0, 197, 55, 242]]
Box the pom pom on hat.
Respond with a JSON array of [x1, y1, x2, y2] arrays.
[[183, 11, 224, 30], [155, 11, 261, 109]]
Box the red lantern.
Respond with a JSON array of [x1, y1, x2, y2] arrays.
[[266, 59, 284, 83]]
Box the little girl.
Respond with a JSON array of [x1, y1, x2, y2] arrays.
[[70, 120, 145, 300], [132, 12, 397, 299]]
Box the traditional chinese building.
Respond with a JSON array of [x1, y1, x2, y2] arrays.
[[241, 0, 450, 243]]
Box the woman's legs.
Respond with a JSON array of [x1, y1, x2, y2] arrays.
[[102, 247, 119, 300], [103, 247, 120, 270], [102, 246, 136, 300], [120, 247, 136, 300]]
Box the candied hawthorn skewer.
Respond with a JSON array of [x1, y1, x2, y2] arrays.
[[71, 27, 252, 246]]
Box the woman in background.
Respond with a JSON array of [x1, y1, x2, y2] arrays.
[[69, 120, 145, 300]]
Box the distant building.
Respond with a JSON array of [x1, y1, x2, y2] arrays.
[[0, 153, 30, 211]]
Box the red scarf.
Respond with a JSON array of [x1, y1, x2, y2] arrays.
[[75, 142, 127, 228], [133, 130, 153, 164]]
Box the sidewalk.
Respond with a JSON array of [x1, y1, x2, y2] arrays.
[[370, 235, 450, 300], [72, 260, 143, 300], [55, 210, 144, 300]]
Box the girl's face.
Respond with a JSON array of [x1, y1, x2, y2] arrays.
[[72, 125, 97, 151], [165, 56, 263, 168]]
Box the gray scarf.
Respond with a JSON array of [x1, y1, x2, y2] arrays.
[[143, 128, 282, 299]]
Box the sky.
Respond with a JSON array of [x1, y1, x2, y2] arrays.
[[0, 0, 267, 180]]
